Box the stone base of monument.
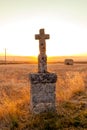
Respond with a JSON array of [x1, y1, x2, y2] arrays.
[[29, 73, 57, 114]]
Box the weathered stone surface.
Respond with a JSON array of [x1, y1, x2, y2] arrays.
[[32, 103, 55, 114], [31, 83, 55, 103], [30, 83, 56, 113], [39, 40, 46, 54], [29, 73, 57, 84], [38, 54, 47, 73]]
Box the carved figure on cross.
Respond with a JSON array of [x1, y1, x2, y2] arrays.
[[35, 29, 50, 73]]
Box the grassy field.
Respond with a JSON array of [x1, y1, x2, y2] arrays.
[[0, 63, 87, 130]]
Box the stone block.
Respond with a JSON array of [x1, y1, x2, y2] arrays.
[[29, 73, 57, 113]]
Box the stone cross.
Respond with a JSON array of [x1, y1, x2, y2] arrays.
[[35, 29, 50, 73], [29, 28, 57, 114]]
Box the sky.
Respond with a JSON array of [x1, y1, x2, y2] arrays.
[[0, 0, 87, 56]]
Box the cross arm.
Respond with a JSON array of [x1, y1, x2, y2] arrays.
[[45, 34, 50, 39], [35, 34, 40, 40]]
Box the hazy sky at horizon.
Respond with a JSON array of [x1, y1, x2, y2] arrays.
[[0, 0, 87, 56]]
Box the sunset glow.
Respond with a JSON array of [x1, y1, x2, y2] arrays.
[[0, 0, 87, 57]]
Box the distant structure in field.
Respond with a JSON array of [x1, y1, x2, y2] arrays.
[[64, 59, 74, 65]]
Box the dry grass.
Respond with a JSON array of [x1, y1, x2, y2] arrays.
[[56, 71, 85, 102], [0, 63, 87, 129]]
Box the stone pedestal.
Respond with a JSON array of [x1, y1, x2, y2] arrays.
[[29, 73, 57, 114]]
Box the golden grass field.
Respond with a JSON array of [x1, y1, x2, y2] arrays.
[[0, 63, 87, 130]]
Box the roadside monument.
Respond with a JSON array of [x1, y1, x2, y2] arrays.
[[29, 29, 57, 114]]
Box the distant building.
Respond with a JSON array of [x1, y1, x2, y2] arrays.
[[64, 59, 74, 65]]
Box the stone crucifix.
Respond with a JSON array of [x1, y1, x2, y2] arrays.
[[35, 29, 50, 73], [29, 28, 57, 113]]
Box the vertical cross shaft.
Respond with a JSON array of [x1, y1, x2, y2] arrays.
[[35, 29, 50, 73]]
